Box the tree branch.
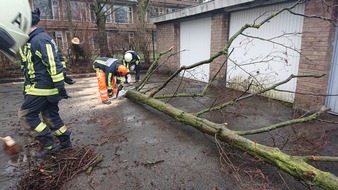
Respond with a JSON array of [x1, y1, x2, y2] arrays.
[[195, 74, 324, 117], [234, 106, 330, 136]]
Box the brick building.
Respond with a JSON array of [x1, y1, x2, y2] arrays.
[[0, 0, 198, 77], [150, 0, 338, 113]]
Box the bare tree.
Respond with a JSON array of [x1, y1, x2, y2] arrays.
[[125, 0, 338, 189], [135, 0, 152, 64], [91, 0, 117, 57], [64, 0, 75, 38]]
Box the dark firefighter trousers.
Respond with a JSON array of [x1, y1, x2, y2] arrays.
[[18, 95, 70, 148]]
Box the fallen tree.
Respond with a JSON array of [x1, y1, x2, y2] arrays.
[[126, 90, 338, 189], [126, 0, 338, 189]]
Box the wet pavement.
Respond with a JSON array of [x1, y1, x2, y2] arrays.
[[1, 73, 338, 190]]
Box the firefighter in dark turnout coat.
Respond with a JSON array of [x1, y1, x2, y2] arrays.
[[123, 50, 142, 83], [93, 57, 128, 104], [18, 8, 72, 158]]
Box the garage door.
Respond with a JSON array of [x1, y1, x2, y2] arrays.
[[326, 27, 338, 114], [227, 3, 305, 102], [180, 17, 211, 83]]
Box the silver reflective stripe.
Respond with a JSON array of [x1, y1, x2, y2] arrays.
[[105, 58, 117, 67]]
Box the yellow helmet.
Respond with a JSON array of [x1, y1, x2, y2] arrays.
[[117, 65, 128, 76]]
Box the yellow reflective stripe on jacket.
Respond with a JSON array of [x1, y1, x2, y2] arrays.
[[45, 145, 53, 150], [19, 48, 27, 62], [26, 86, 59, 96], [136, 55, 141, 65], [27, 50, 35, 78], [34, 122, 47, 132], [108, 73, 112, 88], [24, 84, 31, 92], [35, 50, 42, 59], [46, 44, 57, 74], [62, 61, 66, 68], [96, 60, 106, 65], [116, 76, 122, 81], [51, 72, 64, 83], [54, 125, 67, 136]]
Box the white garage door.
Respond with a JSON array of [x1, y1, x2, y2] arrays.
[[180, 17, 211, 83], [326, 28, 338, 114], [227, 3, 305, 102]]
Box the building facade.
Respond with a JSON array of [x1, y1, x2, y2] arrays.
[[151, 0, 338, 112], [30, 0, 198, 56], [0, 0, 199, 78]]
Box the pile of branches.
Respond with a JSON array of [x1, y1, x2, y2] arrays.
[[17, 146, 103, 190]]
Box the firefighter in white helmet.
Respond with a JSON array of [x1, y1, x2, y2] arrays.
[[122, 50, 142, 84], [0, 0, 31, 60]]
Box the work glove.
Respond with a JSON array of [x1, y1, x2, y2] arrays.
[[108, 89, 113, 98], [129, 64, 136, 71], [64, 72, 76, 85], [58, 88, 70, 99]]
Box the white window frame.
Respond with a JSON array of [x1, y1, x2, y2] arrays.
[[33, 0, 59, 20], [55, 31, 63, 49], [102, 4, 113, 23], [113, 5, 133, 24], [64, 1, 88, 22], [128, 33, 134, 44]]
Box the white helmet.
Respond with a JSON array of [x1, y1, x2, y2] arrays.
[[124, 52, 133, 63], [0, 0, 31, 60]]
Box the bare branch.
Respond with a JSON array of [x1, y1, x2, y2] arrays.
[[296, 156, 338, 162], [234, 106, 330, 136], [195, 74, 325, 117]]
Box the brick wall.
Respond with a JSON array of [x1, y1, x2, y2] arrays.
[[156, 22, 181, 73], [210, 12, 229, 81], [0, 56, 22, 79], [156, 13, 230, 79], [294, 0, 336, 110]]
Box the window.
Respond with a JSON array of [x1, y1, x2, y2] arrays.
[[65, 32, 71, 49], [33, 0, 59, 20], [148, 6, 168, 17], [113, 6, 132, 24], [157, 7, 164, 15], [89, 4, 96, 22], [55, 31, 63, 49], [63, 1, 87, 21], [102, 4, 112, 23], [128, 33, 134, 44], [167, 8, 177, 14]]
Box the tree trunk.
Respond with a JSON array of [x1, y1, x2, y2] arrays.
[[93, 0, 110, 57], [64, 0, 74, 38], [126, 89, 338, 190]]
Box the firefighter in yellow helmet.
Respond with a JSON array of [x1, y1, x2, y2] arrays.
[[93, 57, 128, 104]]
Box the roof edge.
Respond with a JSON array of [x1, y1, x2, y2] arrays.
[[150, 0, 254, 23]]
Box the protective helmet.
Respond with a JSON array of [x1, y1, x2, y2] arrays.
[[117, 65, 128, 76], [71, 37, 80, 45], [31, 8, 41, 26], [124, 52, 133, 62], [0, 0, 32, 60]]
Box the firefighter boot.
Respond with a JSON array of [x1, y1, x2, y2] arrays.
[[34, 137, 60, 159], [57, 133, 72, 149]]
